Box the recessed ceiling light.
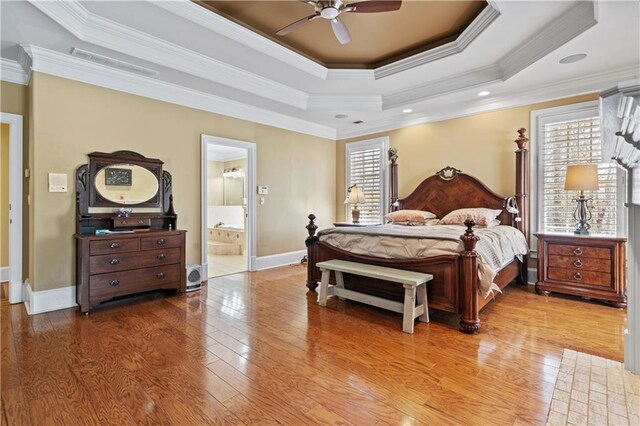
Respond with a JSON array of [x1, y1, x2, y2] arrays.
[[402, 108, 413, 113], [559, 53, 587, 64], [477, 91, 491, 97], [335, 114, 348, 119]]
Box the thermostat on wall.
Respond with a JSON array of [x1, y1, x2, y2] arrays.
[[48, 173, 68, 192], [257, 185, 268, 195]]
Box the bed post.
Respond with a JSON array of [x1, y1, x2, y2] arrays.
[[459, 219, 481, 334], [515, 128, 530, 284], [389, 148, 399, 211], [305, 214, 319, 291]]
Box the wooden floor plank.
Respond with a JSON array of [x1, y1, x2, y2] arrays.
[[0, 264, 627, 425]]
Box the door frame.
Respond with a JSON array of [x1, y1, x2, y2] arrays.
[[201, 135, 257, 278], [1, 113, 23, 304]]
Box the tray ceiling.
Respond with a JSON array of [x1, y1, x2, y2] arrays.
[[196, 0, 487, 68]]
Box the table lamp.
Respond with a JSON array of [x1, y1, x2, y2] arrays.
[[344, 184, 365, 223], [564, 164, 599, 235]]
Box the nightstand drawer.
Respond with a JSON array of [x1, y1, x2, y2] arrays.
[[547, 267, 611, 287], [548, 256, 611, 273], [547, 244, 610, 259]]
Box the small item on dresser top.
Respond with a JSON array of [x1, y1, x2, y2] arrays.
[[96, 229, 134, 234], [113, 207, 133, 218]]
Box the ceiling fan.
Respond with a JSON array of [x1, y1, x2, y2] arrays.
[[276, 0, 402, 45]]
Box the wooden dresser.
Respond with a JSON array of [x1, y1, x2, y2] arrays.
[[75, 230, 186, 313], [535, 233, 627, 307]]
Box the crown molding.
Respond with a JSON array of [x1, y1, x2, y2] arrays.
[[151, 0, 328, 81], [374, 3, 501, 80], [383, 65, 503, 110], [0, 59, 29, 85], [338, 65, 640, 139], [308, 94, 382, 112], [28, 0, 310, 109], [325, 69, 375, 81], [23, 45, 336, 140], [499, 1, 597, 80]]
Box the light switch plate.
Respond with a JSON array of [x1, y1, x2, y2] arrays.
[[257, 185, 268, 195], [48, 173, 68, 192]]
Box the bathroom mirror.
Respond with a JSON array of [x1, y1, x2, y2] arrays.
[[223, 172, 245, 206], [94, 164, 159, 205], [87, 151, 164, 208]]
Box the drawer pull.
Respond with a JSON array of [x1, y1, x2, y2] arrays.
[[110, 279, 120, 287], [121, 220, 127, 225], [573, 259, 583, 268], [109, 259, 120, 266], [138, 220, 145, 225], [110, 242, 121, 249], [573, 247, 582, 256], [156, 272, 165, 279], [157, 239, 166, 245], [574, 272, 582, 281], [156, 253, 166, 260]]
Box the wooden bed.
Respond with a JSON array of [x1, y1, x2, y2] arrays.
[[305, 129, 530, 334]]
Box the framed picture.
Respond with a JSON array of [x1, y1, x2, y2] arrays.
[[105, 167, 132, 186]]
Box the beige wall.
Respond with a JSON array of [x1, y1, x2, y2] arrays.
[[30, 72, 336, 291], [1, 123, 8, 267], [0, 81, 29, 280], [207, 160, 224, 206], [336, 93, 598, 221]]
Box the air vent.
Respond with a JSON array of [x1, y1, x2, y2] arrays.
[[71, 48, 159, 78], [353, 120, 364, 124]]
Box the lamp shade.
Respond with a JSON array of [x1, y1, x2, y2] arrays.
[[564, 164, 599, 191], [344, 185, 365, 204]]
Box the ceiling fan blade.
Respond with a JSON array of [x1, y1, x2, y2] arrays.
[[344, 0, 402, 13], [331, 17, 351, 44], [276, 14, 320, 36]]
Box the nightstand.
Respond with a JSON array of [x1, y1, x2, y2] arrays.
[[332, 222, 381, 227], [535, 233, 627, 308]]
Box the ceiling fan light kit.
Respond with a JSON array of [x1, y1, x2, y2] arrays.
[[276, 0, 402, 44]]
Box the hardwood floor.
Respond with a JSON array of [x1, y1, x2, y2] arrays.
[[0, 265, 626, 425]]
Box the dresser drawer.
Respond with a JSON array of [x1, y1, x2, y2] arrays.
[[547, 267, 611, 287], [547, 243, 610, 259], [90, 238, 140, 255], [89, 265, 181, 303], [113, 218, 151, 228], [140, 234, 182, 250], [548, 255, 611, 273], [89, 248, 181, 274]]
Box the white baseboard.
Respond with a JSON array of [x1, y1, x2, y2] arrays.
[[0, 266, 8, 282], [528, 267, 537, 285], [23, 282, 78, 315], [255, 250, 306, 271]]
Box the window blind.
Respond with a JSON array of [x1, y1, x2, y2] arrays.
[[541, 116, 620, 235], [347, 141, 386, 222]]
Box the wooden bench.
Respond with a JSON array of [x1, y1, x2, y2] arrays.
[[316, 259, 433, 334]]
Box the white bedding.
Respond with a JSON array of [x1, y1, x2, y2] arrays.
[[318, 224, 529, 297]]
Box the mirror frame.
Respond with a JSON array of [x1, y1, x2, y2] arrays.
[[88, 151, 164, 208]]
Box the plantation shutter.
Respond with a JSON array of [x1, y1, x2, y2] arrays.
[[541, 115, 620, 235], [346, 139, 388, 222]]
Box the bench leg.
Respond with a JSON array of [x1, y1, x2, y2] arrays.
[[417, 283, 429, 323], [318, 269, 330, 307], [402, 284, 416, 334], [335, 271, 345, 300]]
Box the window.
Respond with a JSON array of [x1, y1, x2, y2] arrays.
[[532, 101, 625, 243], [345, 137, 389, 223]]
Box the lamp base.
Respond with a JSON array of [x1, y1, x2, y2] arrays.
[[351, 206, 360, 224], [573, 193, 592, 236]]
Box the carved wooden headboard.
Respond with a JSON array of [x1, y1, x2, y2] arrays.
[[397, 167, 515, 226]]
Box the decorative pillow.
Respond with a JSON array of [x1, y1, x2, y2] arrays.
[[439, 208, 502, 226], [384, 209, 437, 225]]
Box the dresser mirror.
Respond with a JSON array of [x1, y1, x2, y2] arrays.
[[94, 163, 159, 205], [87, 151, 163, 208]]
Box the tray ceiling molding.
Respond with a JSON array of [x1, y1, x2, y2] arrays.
[[374, 2, 501, 80], [0, 59, 29, 85], [499, 0, 597, 81], [152, 0, 328, 80], [27, 0, 310, 109], [339, 64, 640, 139], [21, 45, 336, 140], [308, 94, 383, 112]]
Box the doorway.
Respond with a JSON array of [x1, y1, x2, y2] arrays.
[[201, 135, 256, 279], [0, 113, 23, 304]]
